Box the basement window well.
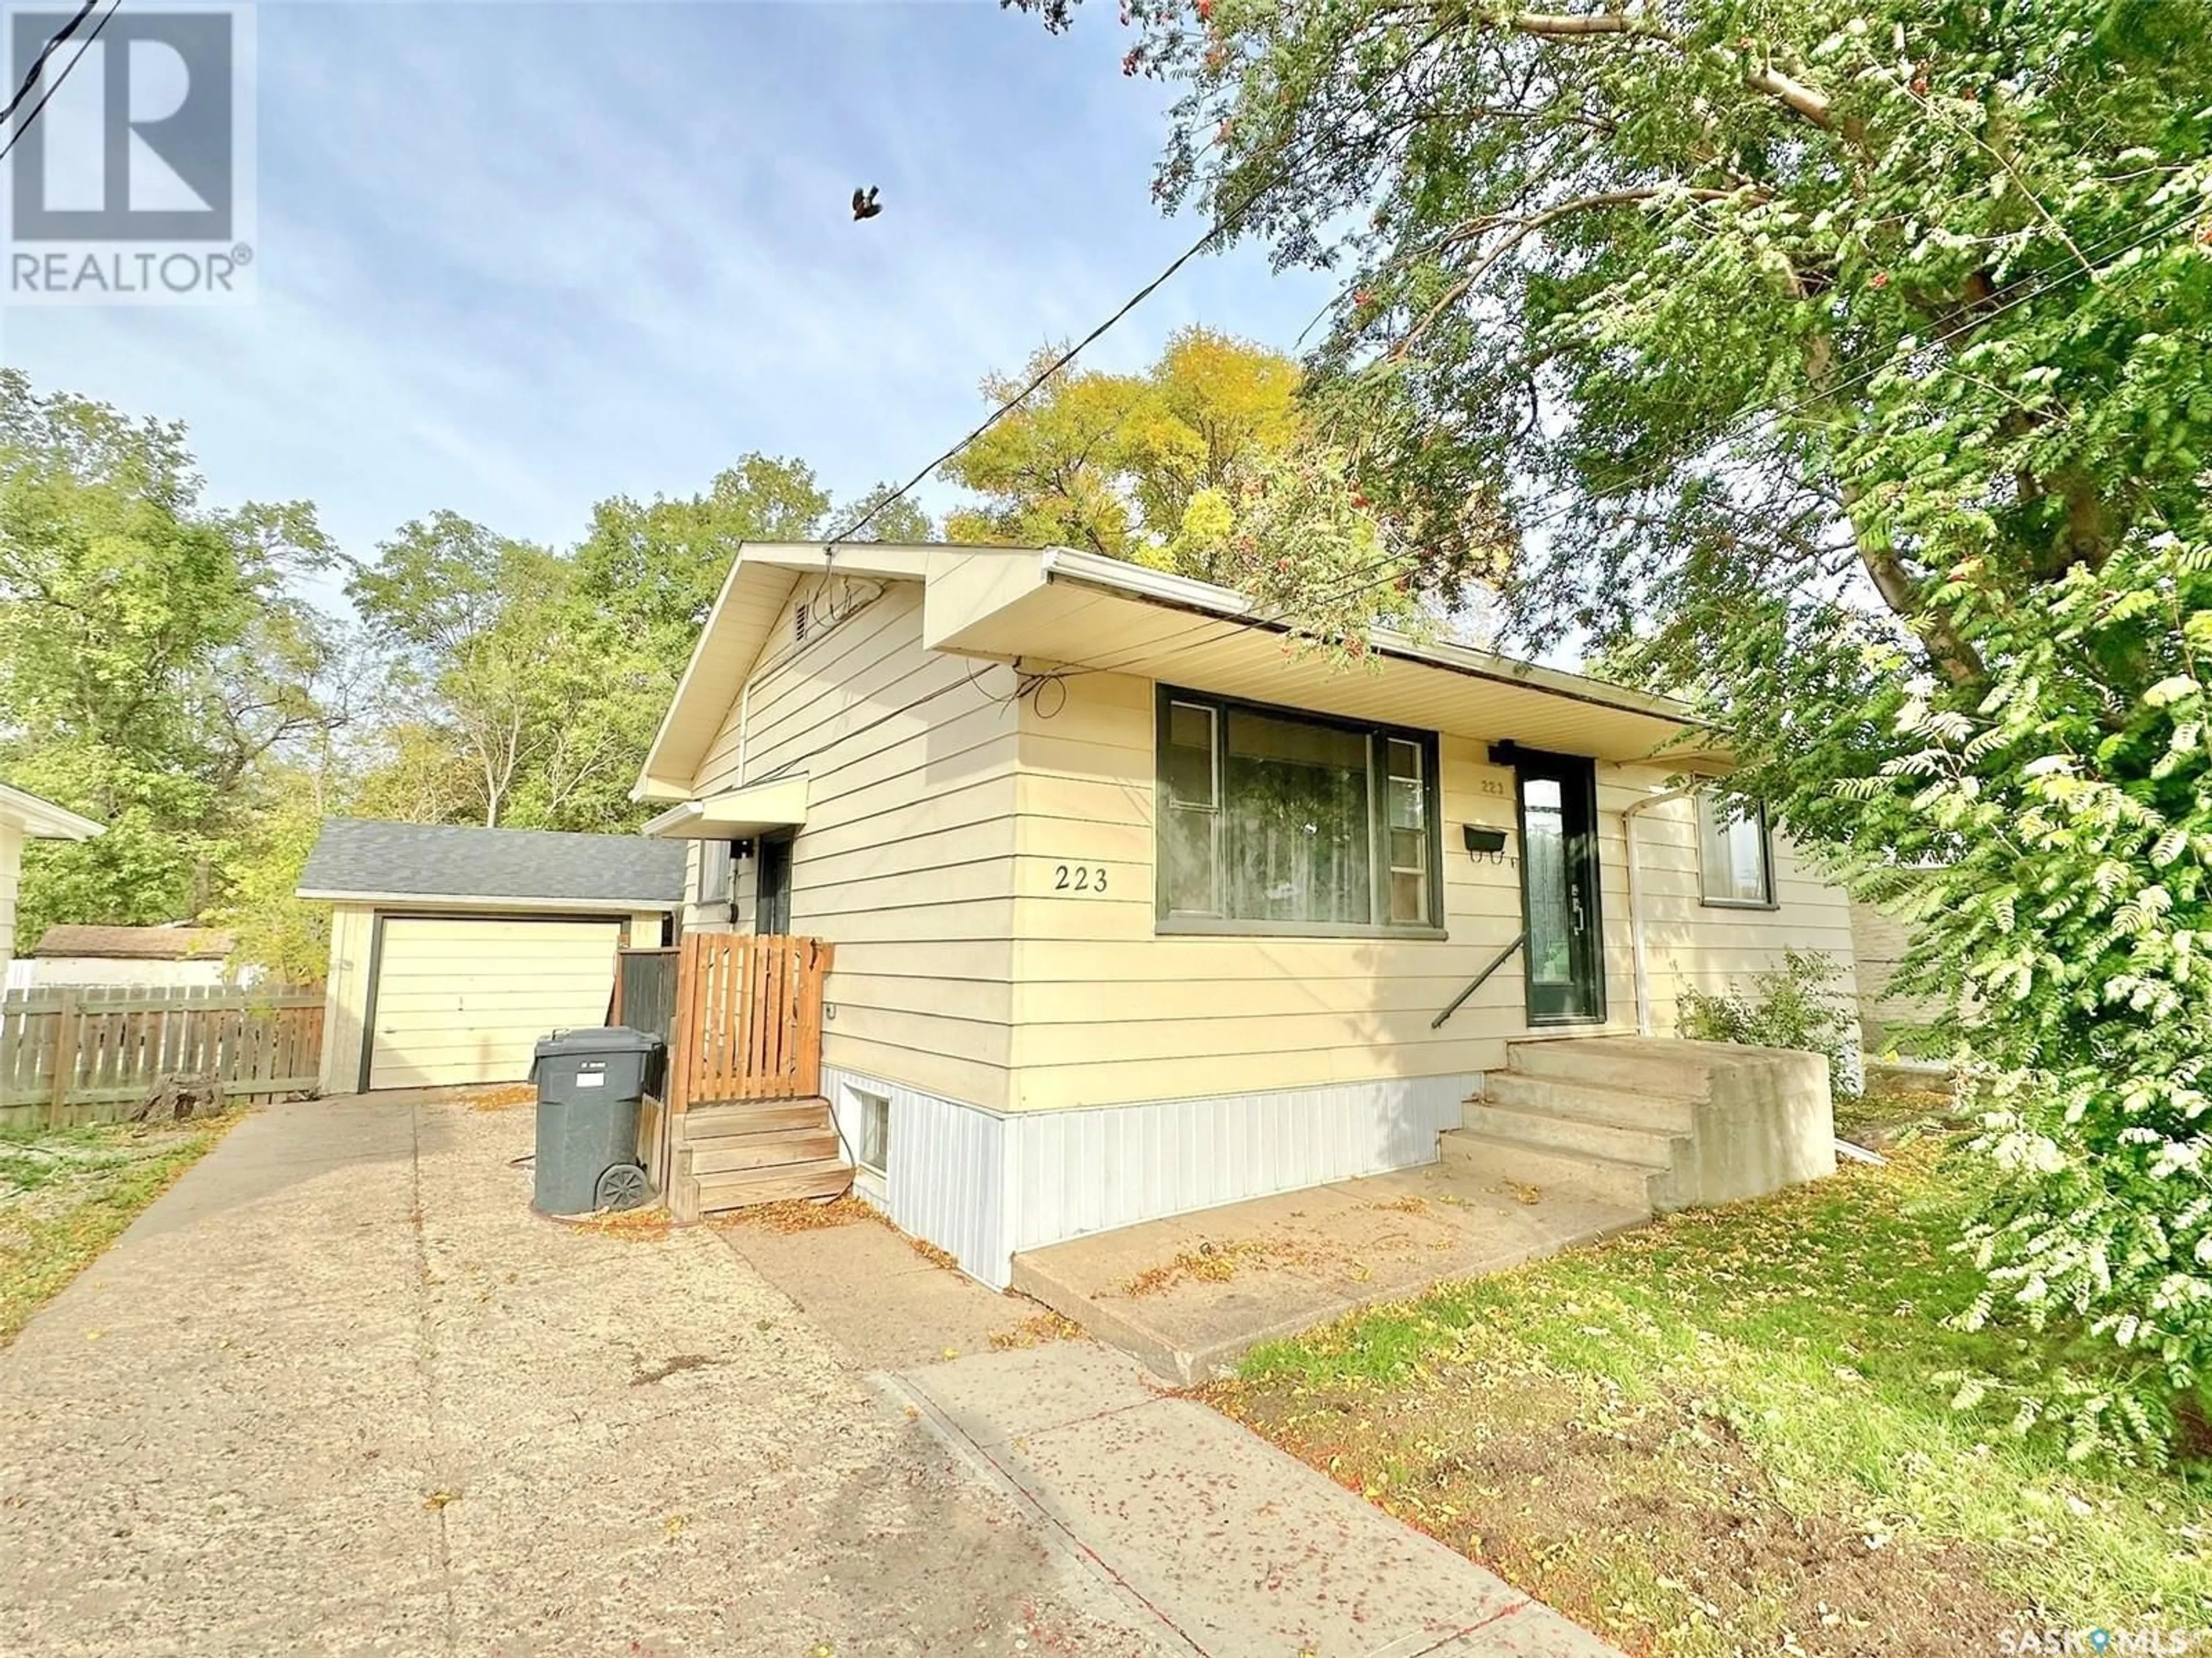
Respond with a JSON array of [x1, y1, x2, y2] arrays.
[[853, 1088, 889, 1178]]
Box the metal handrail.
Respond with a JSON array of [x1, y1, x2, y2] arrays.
[[1430, 932, 1525, 1030]]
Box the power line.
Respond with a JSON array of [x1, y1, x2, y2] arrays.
[[748, 185, 2207, 790], [0, 0, 120, 166], [1057, 192, 2211, 683], [0, 0, 99, 129], [820, 66, 1437, 554]]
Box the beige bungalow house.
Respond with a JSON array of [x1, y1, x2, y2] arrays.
[[635, 542, 1854, 1285]]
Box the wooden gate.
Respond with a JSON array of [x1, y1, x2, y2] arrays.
[[668, 934, 833, 1111]]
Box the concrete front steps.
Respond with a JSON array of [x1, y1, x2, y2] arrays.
[[1441, 1036, 1836, 1219], [668, 1098, 853, 1222]]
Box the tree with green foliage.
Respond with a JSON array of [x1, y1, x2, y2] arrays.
[[349, 514, 650, 832], [0, 371, 349, 951], [350, 463, 935, 837], [1017, 0, 2212, 1454]]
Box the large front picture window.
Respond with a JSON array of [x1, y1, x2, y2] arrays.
[[1156, 688, 1441, 935]]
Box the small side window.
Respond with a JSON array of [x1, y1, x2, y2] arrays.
[[1698, 795, 1775, 908], [697, 840, 734, 904]]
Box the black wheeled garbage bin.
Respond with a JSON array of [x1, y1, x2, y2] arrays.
[[529, 1026, 664, 1217]]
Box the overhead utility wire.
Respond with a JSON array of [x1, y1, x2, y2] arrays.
[[765, 150, 2205, 781], [0, 0, 99, 128], [1055, 192, 2212, 683], [0, 0, 120, 165]]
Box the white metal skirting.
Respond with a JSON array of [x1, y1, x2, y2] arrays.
[[822, 1064, 1474, 1289]]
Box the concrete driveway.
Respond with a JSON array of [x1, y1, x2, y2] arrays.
[[0, 1094, 1157, 1656]]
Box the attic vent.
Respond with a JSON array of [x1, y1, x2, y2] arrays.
[[794, 602, 810, 645]]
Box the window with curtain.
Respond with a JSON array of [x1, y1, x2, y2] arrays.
[[1698, 794, 1775, 907], [1156, 688, 1440, 935]]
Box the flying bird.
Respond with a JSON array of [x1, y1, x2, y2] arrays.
[[851, 185, 882, 221]]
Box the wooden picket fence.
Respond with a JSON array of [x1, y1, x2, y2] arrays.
[[0, 984, 324, 1129], [667, 934, 832, 1112]]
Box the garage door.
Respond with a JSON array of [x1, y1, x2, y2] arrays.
[[367, 916, 624, 1090]]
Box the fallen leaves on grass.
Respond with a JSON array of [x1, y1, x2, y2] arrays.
[[0, 1120, 228, 1345], [990, 1310, 1086, 1350], [1210, 1134, 2211, 1654]]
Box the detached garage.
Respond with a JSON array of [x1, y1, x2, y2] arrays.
[[298, 819, 683, 1094]]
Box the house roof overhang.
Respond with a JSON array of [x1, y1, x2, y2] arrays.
[[293, 891, 675, 916], [639, 776, 810, 841], [638, 541, 1728, 786], [0, 781, 104, 841], [927, 547, 1726, 767], [632, 541, 1049, 801]]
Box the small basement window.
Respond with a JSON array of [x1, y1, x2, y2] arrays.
[[853, 1088, 889, 1177], [1698, 794, 1777, 908]]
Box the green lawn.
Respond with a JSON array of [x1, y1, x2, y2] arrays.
[[1206, 1091, 2211, 1656], [0, 1117, 227, 1344]]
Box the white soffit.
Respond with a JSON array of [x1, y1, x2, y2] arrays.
[[925, 546, 1721, 767], [639, 775, 810, 841]]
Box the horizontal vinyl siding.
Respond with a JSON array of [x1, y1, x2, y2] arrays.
[[0, 822, 20, 966], [1615, 772, 1858, 1039], [1006, 670, 1858, 1111], [1847, 896, 1942, 1049], [691, 580, 1021, 1110], [320, 902, 376, 1094]]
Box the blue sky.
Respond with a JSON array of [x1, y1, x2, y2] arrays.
[[0, 0, 1334, 598]]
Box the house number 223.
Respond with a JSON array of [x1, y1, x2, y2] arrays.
[[1054, 864, 1108, 893]]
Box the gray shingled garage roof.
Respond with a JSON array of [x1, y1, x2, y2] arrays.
[[296, 819, 684, 909]]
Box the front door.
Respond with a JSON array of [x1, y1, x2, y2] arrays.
[[1513, 751, 1604, 1024]]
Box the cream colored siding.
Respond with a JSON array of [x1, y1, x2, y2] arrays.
[[366, 916, 623, 1090], [1610, 773, 1858, 1034], [320, 902, 377, 1094], [1848, 897, 1941, 1049], [0, 821, 21, 966], [687, 580, 1021, 1110], [1002, 670, 1856, 1112]]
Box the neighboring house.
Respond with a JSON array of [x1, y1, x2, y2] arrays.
[[635, 541, 1859, 1284], [297, 819, 682, 1094], [23, 924, 238, 989], [0, 781, 104, 987], [1848, 895, 1946, 1054]]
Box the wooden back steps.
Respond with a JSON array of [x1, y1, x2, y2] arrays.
[[668, 1097, 853, 1223]]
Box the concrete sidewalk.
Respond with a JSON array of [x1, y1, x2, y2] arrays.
[[1011, 1160, 1642, 1383], [885, 1342, 1624, 1657]]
